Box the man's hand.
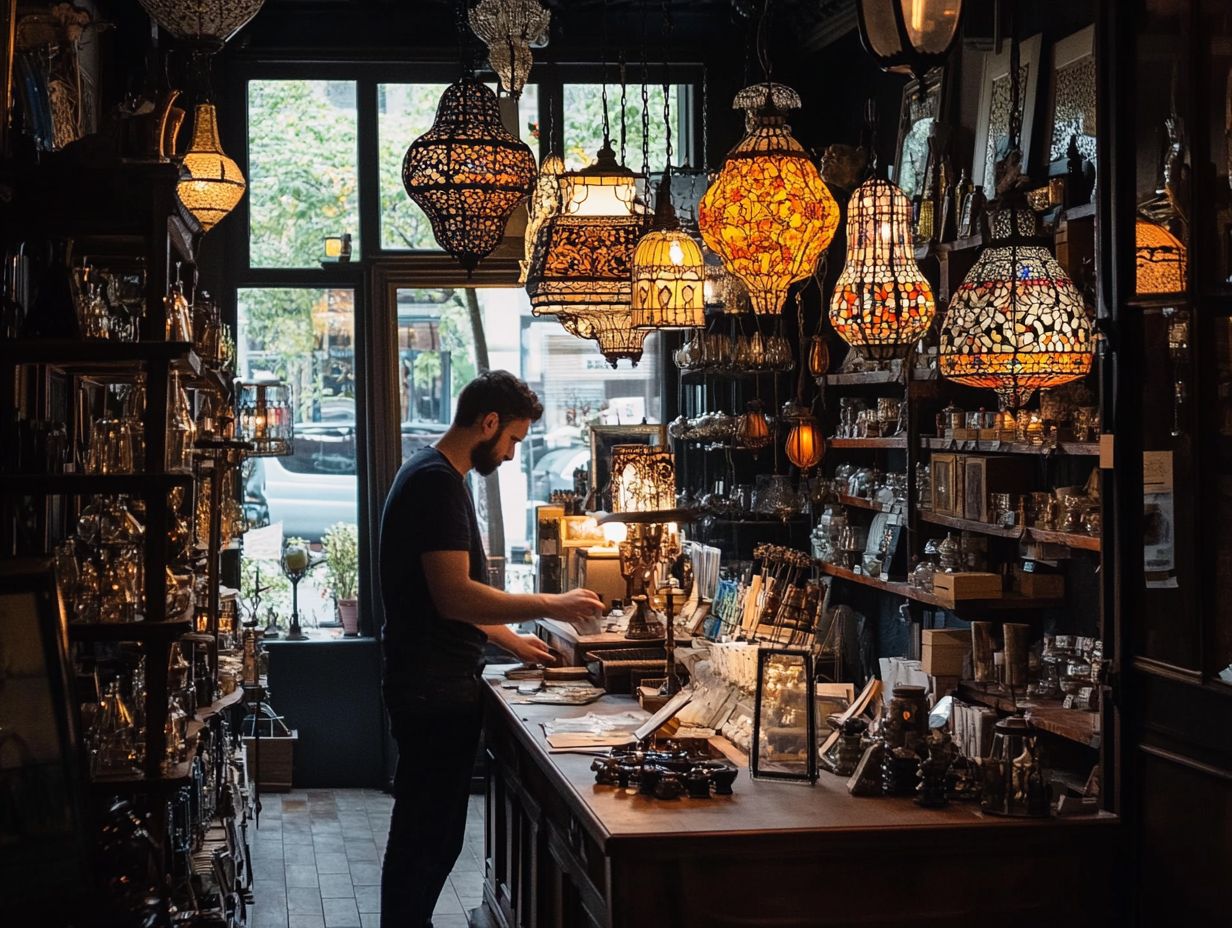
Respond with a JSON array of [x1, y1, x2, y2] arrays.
[[505, 634, 556, 667], [548, 588, 605, 625]]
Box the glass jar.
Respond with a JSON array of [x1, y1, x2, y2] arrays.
[[937, 532, 961, 572]]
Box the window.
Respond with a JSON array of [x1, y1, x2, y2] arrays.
[[247, 80, 360, 267], [562, 83, 689, 171]]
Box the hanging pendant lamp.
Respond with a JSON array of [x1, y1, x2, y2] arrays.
[[785, 416, 825, 471], [699, 103, 839, 317], [830, 176, 936, 361], [938, 205, 1093, 408], [139, 0, 266, 50], [467, 0, 551, 99], [1135, 216, 1187, 297], [177, 103, 247, 232], [631, 175, 705, 329], [520, 153, 566, 285], [856, 0, 963, 81], [403, 77, 537, 274], [587, 308, 648, 368]]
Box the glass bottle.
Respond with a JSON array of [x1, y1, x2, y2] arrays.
[[937, 532, 961, 572]]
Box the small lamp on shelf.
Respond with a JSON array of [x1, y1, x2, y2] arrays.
[[236, 380, 294, 457], [322, 233, 352, 264]]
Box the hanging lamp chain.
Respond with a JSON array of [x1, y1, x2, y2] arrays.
[[661, 0, 673, 174], [640, 0, 651, 178], [756, 0, 774, 84], [863, 98, 878, 175], [601, 0, 611, 146], [454, 0, 476, 77], [701, 65, 709, 170], [620, 54, 629, 166]]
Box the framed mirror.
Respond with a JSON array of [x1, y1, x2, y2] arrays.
[[751, 648, 817, 783]]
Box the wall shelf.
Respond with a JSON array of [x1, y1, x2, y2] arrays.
[[819, 562, 1063, 612], [835, 493, 900, 513], [829, 436, 908, 449], [958, 682, 1101, 749], [68, 615, 194, 643], [919, 510, 1101, 551], [922, 437, 1100, 456]]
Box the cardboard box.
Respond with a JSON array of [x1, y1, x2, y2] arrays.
[[243, 730, 297, 792], [1013, 565, 1066, 598], [931, 571, 1003, 603], [921, 629, 971, 676]]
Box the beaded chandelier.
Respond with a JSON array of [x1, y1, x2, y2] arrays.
[[1136, 217, 1187, 296], [139, 0, 265, 49], [699, 105, 839, 317], [830, 176, 936, 361], [519, 153, 565, 285], [467, 0, 551, 99], [402, 77, 537, 273], [938, 206, 1094, 408], [610, 445, 676, 513], [177, 104, 247, 232], [631, 175, 705, 329]]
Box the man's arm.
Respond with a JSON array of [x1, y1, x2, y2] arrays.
[[484, 624, 556, 665], [422, 550, 603, 627]]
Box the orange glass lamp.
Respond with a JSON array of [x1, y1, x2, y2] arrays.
[[939, 206, 1094, 409], [736, 401, 772, 450], [631, 175, 705, 329], [1135, 216, 1187, 297], [699, 102, 839, 316], [403, 77, 537, 273], [830, 176, 936, 361], [785, 416, 825, 471], [808, 335, 831, 376], [178, 104, 247, 233]]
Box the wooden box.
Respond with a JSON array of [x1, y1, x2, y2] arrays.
[[921, 629, 971, 676], [1013, 565, 1066, 599], [931, 453, 960, 516], [931, 571, 1003, 606], [243, 730, 297, 792], [960, 455, 1035, 522]]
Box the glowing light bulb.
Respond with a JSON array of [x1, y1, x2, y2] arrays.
[[668, 240, 685, 265]]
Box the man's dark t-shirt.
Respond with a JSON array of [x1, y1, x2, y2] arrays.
[[379, 447, 487, 712]]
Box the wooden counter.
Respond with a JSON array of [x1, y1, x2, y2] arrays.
[[480, 676, 1117, 928]]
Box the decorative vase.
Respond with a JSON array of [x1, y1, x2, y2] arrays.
[[339, 598, 360, 637]]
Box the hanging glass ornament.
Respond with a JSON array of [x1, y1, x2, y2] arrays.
[[403, 77, 537, 273], [631, 175, 705, 329], [177, 104, 247, 232], [699, 102, 839, 317], [829, 176, 936, 361], [938, 205, 1094, 408], [856, 0, 964, 81], [520, 153, 565, 285], [467, 0, 551, 99]]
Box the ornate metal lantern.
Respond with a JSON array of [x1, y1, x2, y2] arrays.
[[139, 0, 266, 49], [467, 0, 551, 99], [402, 77, 537, 273], [520, 153, 565, 285], [785, 416, 825, 471], [856, 0, 963, 81], [177, 104, 247, 233], [1135, 217, 1187, 297], [585, 308, 648, 368], [236, 380, 293, 457], [938, 206, 1094, 408], [610, 445, 676, 513], [829, 176, 936, 361], [631, 176, 705, 329], [699, 104, 839, 317]]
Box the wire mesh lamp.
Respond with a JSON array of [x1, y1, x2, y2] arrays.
[[631, 175, 705, 329], [402, 77, 537, 274], [519, 152, 566, 284]]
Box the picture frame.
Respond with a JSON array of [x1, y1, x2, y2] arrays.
[[931, 452, 959, 516], [0, 559, 89, 917], [1046, 25, 1097, 171], [972, 33, 1043, 193], [751, 648, 817, 784], [893, 66, 946, 202], [588, 423, 667, 512]]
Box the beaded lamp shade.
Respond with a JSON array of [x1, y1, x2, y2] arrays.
[[785, 416, 825, 471], [829, 176, 936, 361], [631, 176, 705, 329], [519, 153, 565, 285], [610, 445, 676, 513], [177, 104, 247, 232], [938, 206, 1094, 409], [1136, 217, 1188, 297], [139, 0, 265, 48], [699, 108, 840, 316], [402, 77, 537, 274], [468, 0, 551, 99]]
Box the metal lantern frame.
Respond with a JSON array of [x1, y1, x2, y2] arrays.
[[856, 0, 964, 81], [235, 380, 294, 458], [467, 0, 551, 99], [519, 153, 566, 285], [402, 77, 537, 274], [830, 175, 937, 362]]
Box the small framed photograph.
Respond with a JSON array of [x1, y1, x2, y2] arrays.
[[588, 423, 667, 511]]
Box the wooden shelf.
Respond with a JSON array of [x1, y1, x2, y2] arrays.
[[1028, 527, 1101, 551], [89, 759, 192, 794], [919, 511, 1101, 551], [678, 368, 764, 381], [958, 682, 1101, 749], [922, 437, 1100, 456], [836, 493, 900, 513], [829, 436, 908, 449], [2, 471, 195, 495], [0, 339, 197, 368], [820, 561, 1063, 611], [68, 616, 193, 642], [186, 687, 245, 742]]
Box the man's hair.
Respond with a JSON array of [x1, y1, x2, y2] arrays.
[[455, 370, 543, 427]]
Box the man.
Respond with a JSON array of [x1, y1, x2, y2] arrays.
[[378, 370, 604, 928]]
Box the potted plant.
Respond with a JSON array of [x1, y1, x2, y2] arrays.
[[321, 521, 360, 636]]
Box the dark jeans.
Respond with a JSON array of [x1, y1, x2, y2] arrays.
[[381, 678, 484, 928]]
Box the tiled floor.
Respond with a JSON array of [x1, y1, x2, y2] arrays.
[[246, 788, 485, 928]]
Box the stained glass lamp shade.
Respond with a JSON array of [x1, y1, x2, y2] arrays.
[[830, 177, 936, 361], [177, 104, 247, 233], [938, 207, 1094, 409], [857, 0, 963, 79], [468, 0, 551, 99], [631, 176, 705, 329], [699, 108, 839, 316], [139, 0, 265, 49], [1136, 217, 1187, 297], [520, 153, 565, 285], [610, 446, 676, 513], [402, 77, 537, 273]]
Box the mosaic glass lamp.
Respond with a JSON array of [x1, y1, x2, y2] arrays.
[[1135, 217, 1188, 297], [610, 445, 677, 513], [938, 206, 1094, 409], [177, 104, 247, 232], [699, 104, 839, 316], [467, 0, 551, 99], [236, 380, 293, 457], [139, 0, 265, 49], [519, 153, 566, 285], [402, 77, 537, 274], [829, 176, 936, 361], [785, 416, 825, 471], [631, 175, 705, 329], [856, 0, 963, 80]]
